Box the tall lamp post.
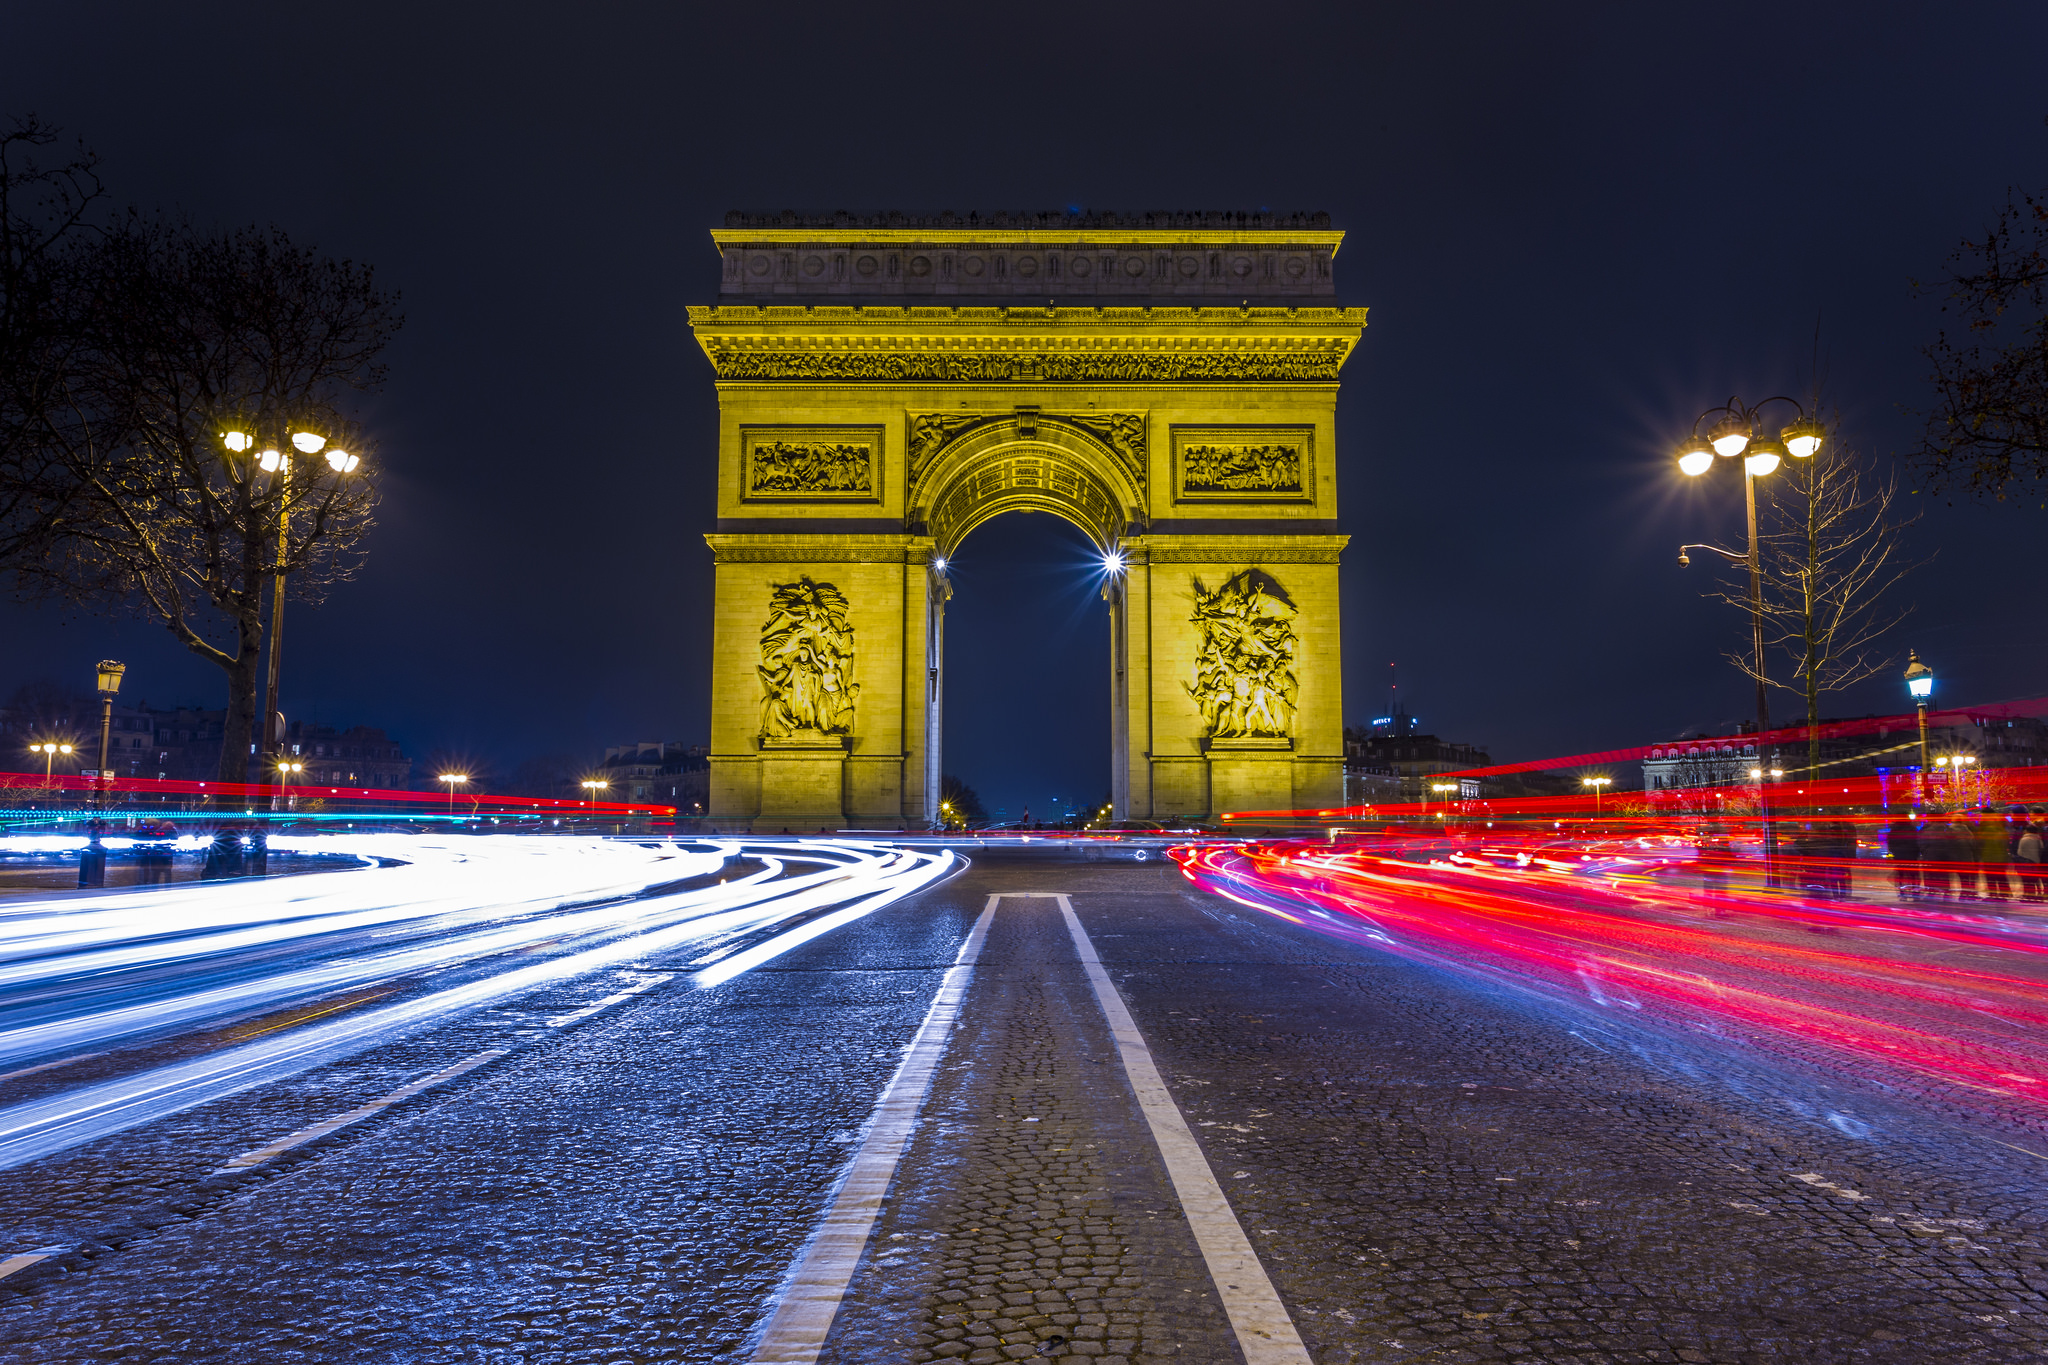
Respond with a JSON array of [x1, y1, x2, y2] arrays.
[[79, 659, 126, 888], [1582, 776, 1612, 816], [440, 773, 470, 819], [219, 428, 361, 774], [30, 742, 74, 793], [1903, 650, 1933, 778], [1675, 395, 1825, 885]]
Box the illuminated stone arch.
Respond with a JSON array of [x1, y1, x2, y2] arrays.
[[692, 213, 1364, 832], [912, 415, 1145, 557]]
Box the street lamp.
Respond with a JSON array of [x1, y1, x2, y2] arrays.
[[440, 772, 469, 817], [580, 779, 608, 813], [1582, 776, 1612, 814], [1903, 649, 1933, 774], [1677, 395, 1823, 884], [79, 660, 125, 887], [221, 426, 363, 776], [1430, 781, 1458, 820], [30, 741, 75, 789]]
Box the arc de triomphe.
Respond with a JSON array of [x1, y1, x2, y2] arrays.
[[691, 211, 1366, 831]]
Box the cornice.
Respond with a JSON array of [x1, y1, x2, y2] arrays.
[[689, 305, 1368, 331], [713, 227, 1346, 255], [689, 307, 1367, 384]]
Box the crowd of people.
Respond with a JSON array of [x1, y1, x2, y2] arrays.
[[1885, 804, 2047, 902]]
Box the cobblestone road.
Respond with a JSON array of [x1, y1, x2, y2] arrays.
[[1, 858, 2044, 1363]]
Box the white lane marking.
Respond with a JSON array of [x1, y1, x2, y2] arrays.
[[749, 898, 998, 1365], [211, 974, 674, 1176], [0, 1250, 55, 1281], [210, 1048, 512, 1175], [1058, 895, 1314, 1365]]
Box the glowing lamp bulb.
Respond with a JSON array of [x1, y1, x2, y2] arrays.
[[221, 430, 252, 453], [326, 449, 359, 472], [1908, 676, 1932, 699], [290, 431, 327, 454], [1782, 416, 1825, 458], [1678, 450, 1713, 477], [1102, 552, 1125, 573], [1744, 450, 1780, 476], [1709, 416, 1751, 457], [932, 557, 947, 571], [257, 449, 283, 472]]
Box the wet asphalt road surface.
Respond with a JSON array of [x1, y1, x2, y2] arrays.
[[1, 857, 2045, 1363]]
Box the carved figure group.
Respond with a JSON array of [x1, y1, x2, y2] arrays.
[[1182, 443, 1303, 494], [759, 578, 859, 738], [1185, 569, 1299, 738], [750, 441, 873, 494]]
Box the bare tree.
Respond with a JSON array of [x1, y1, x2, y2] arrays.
[[0, 116, 104, 567], [1916, 185, 2048, 504], [0, 124, 401, 781], [1706, 428, 1924, 777]]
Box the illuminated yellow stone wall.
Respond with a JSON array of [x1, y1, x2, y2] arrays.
[[692, 216, 1365, 831]]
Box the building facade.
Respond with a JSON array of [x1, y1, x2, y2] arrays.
[[598, 742, 710, 814]]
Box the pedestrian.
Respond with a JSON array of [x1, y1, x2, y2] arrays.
[[1978, 806, 2013, 903], [1888, 811, 1920, 900], [2018, 805, 2046, 905], [1921, 813, 1957, 900], [1824, 813, 1858, 899]]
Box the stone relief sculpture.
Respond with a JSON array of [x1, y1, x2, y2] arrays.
[[908, 413, 983, 479], [748, 441, 873, 495], [1185, 568, 1299, 738], [1066, 412, 1148, 488], [759, 578, 859, 739], [1182, 443, 1304, 494]]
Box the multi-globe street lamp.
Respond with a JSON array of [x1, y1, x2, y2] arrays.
[[580, 779, 609, 815], [219, 427, 362, 773], [1430, 781, 1458, 819], [1581, 776, 1612, 815], [29, 741, 74, 791], [440, 772, 469, 817], [1675, 396, 1825, 884]]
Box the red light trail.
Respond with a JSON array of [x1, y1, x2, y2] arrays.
[[1173, 834, 2048, 1121]]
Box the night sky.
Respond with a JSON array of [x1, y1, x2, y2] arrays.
[[3, 3, 2043, 814]]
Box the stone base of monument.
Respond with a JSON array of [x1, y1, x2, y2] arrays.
[[754, 732, 848, 833], [1204, 735, 1298, 818]]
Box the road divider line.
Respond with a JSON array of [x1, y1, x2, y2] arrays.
[[1058, 895, 1314, 1365], [212, 972, 677, 1177], [211, 1048, 512, 1175], [749, 897, 998, 1364], [0, 1250, 55, 1282]]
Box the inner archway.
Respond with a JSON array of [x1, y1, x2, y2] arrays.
[[937, 511, 1113, 827]]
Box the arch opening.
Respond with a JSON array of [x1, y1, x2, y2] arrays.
[[928, 510, 1120, 830]]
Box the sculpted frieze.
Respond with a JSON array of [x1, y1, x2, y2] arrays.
[[708, 349, 1344, 383], [1186, 568, 1299, 739]]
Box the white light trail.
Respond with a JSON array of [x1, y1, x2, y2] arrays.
[[0, 836, 954, 1172]]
